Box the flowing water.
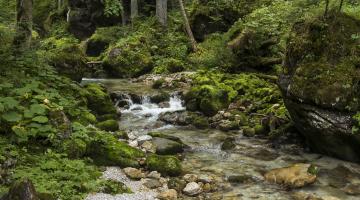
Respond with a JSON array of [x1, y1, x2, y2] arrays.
[[83, 78, 360, 200]]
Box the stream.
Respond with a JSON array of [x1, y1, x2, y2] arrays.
[[84, 78, 360, 200]]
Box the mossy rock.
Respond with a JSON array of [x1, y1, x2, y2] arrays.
[[279, 12, 360, 162], [146, 154, 182, 176], [96, 120, 119, 132], [190, 114, 209, 129], [114, 131, 129, 140], [87, 132, 144, 167], [152, 137, 184, 155], [86, 26, 124, 57], [83, 83, 117, 116], [150, 92, 170, 104]]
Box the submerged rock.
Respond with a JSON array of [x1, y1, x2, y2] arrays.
[[279, 12, 360, 162], [152, 137, 184, 155], [264, 163, 317, 188]]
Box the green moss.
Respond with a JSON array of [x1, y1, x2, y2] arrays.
[[191, 114, 209, 129], [254, 124, 267, 135], [150, 92, 170, 104], [113, 131, 129, 140], [152, 78, 166, 89], [353, 113, 360, 134], [63, 138, 87, 158], [87, 132, 144, 167], [83, 83, 117, 116], [96, 119, 119, 132], [146, 154, 182, 176]]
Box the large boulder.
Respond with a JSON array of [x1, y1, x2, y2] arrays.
[[279, 12, 360, 162], [1, 179, 39, 200], [68, 0, 122, 39]]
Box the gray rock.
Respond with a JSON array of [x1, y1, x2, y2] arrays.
[[136, 135, 152, 145], [123, 168, 145, 180], [142, 178, 162, 189], [152, 137, 183, 155], [157, 189, 178, 200]]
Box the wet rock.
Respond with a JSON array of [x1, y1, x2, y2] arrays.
[[158, 111, 191, 126], [183, 182, 202, 196], [147, 171, 161, 179], [342, 183, 360, 195], [148, 132, 183, 144], [168, 178, 187, 192], [198, 175, 214, 184], [136, 135, 152, 145], [158, 189, 178, 200], [183, 174, 199, 183], [218, 120, 239, 131], [221, 137, 236, 151], [150, 92, 170, 104], [264, 163, 317, 188], [243, 126, 256, 137], [123, 167, 145, 180], [249, 148, 279, 161], [142, 178, 162, 189], [141, 141, 156, 153], [2, 179, 39, 200], [146, 155, 182, 176], [228, 175, 255, 184], [152, 137, 184, 155], [159, 102, 171, 108]]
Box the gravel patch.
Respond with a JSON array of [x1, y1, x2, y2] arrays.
[[85, 167, 159, 200]]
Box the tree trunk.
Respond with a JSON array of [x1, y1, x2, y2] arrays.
[[122, 0, 130, 25], [324, 0, 330, 17], [131, 0, 138, 21], [156, 0, 167, 27], [339, 0, 344, 12], [13, 0, 33, 51], [178, 0, 197, 51], [58, 0, 63, 11]]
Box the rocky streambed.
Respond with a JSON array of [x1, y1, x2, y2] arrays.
[[83, 77, 360, 200]]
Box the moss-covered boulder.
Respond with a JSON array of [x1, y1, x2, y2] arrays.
[[146, 154, 182, 176], [83, 83, 117, 116], [103, 34, 153, 78], [40, 37, 88, 82], [96, 119, 119, 132], [2, 179, 39, 200], [87, 132, 144, 167], [85, 26, 124, 57], [185, 85, 231, 116], [279, 12, 360, 162]]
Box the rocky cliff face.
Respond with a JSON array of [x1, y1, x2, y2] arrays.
[[279, 12, 360, 162]]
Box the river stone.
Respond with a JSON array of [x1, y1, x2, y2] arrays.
[[142, 178, 162, 189], [123, 167, 145, 180], [147, 171, 161, 179], [168, 178, 187, 192], [342, 183, 360, 195], [221, 137, 236, 151], [264, 163, 317, 188], [183, 182, 202, 196], [141, 141, 156, 153], [137, 135, 152, 145], [183, 174, 198, 183], [158, 189, 178, 200], [152, 137, 183, 155], [2, 179, 39, 200], [198, 174, 214, 184]]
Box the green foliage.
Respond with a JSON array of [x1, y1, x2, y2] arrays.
[[352, 113, 360, 134], [104, 0, 123, 17]]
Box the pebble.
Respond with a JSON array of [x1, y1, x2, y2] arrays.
[[137, 135, 152, 144], [183, 174, 198, 183], [183, 182, 202, 196], [123, 167, 145, 180], [157, 189, 178, 200], [147, 171, 161, 179], [142, 178, 162, 189], [198, 175, 214, 183]]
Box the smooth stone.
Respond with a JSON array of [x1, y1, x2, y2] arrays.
[[152, 137, 183, 155], [183, 182, 202, 196], [147, 171, 161, 179], [137, 135, 152, 144], [142, 178, 162, 189], [198, 174, 214, 184], [264, 163, 317, 188], [158, 189, 178, 200], [183, 174, 198, 183], [123, 167, 145, 180], [141, 141, 156, 153]]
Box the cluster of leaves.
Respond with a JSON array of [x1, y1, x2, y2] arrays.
[[353, 113, 360, 134], [104, 0, 123, 17], [12, 150, 130, 200]]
